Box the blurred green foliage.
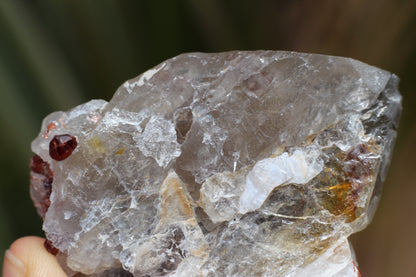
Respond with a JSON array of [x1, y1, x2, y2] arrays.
[[0, 0, 415, 276]]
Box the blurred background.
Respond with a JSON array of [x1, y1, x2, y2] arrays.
[[0, 1, 415, 276]]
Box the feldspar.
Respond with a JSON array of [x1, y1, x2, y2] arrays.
[[30, 51, 401, 277]]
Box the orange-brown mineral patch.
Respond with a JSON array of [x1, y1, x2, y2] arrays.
[[43, 122, 57, 139], [342, 143, 375, 180], [321, 182, 361, 222], [316, 142, 377, 222], [159, 172, 195, 224]]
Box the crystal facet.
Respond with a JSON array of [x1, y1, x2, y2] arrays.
[[30, 51, 401, 276], [49, 134, 78, 161]]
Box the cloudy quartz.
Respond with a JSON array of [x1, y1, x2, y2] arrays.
[[30, 51, 401, 276]]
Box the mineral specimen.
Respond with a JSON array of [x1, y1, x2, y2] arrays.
[[30, 51, 401, 276], [49, 134, 78, 161]]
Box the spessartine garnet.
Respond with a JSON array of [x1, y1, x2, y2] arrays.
[[44, 238, 59, 255], [29, 154, 53, 218], [30, 154, 53, 181], [49, 134, 78, 161]]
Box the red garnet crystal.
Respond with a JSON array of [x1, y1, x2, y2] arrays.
[[30, 154, 54, 217], [49, 134, 78, 161], [44, 238, 59, 255], [30, 154, 53, 181]]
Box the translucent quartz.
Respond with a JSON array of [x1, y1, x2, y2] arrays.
[[30, 51, 401, 277]]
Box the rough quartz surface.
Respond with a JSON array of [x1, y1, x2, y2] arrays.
[[30, 51, 402, 277]]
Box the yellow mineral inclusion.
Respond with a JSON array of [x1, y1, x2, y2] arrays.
[[87, 136, 106, 153], [115, 148, 125, 155], [319, 181, 360, 222]]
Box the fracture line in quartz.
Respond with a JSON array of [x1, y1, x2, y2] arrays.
[[261, 212, 316, 220]]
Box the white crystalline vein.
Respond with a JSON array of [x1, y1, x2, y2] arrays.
[[100, 108, 147, 129], [123, 62, 166, 93], [137, 62, 166, 87], [239, 149, 323, 214]]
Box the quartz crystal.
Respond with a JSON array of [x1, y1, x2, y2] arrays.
[[30, 51, 402, 276]]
